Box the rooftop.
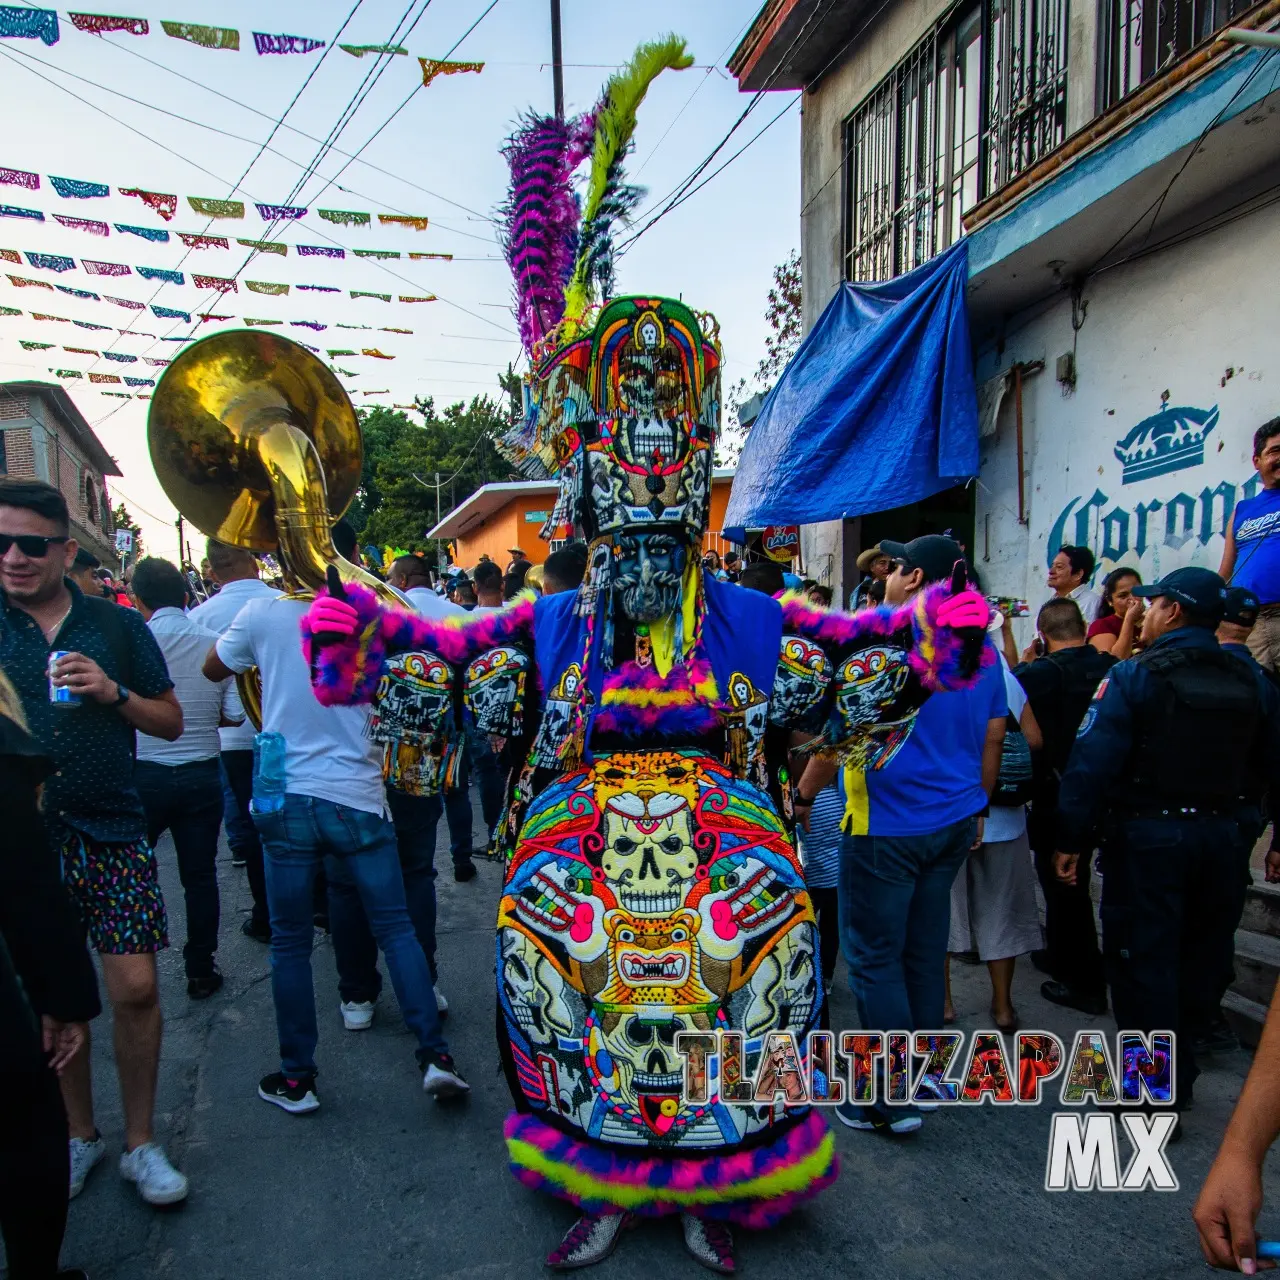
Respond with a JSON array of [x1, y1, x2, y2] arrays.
[[428, 469, 739, 541], [0, 380, 122, 476]]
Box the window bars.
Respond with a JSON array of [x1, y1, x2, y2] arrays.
[[1100, 0, 1256, 107], [844, 0, 1068, 282]]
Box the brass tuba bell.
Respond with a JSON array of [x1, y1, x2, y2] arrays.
[[147, 329, 397, 724]]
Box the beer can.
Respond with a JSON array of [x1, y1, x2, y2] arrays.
[[48, 650, 80, 705]]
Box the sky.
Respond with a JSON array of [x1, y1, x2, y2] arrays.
[[0, 0, 801, 562]]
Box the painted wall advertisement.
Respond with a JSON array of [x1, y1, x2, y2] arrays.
[[1043, 392, 1261, 579]]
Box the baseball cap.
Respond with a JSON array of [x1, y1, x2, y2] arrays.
[[1222, 585, 1260, 628], [74, 547, 101, 570], [880, 535, 966, 585], [1131, 566, 1226, 619]]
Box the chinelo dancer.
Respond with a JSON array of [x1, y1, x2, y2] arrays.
[[298, 36, 993, 1274]]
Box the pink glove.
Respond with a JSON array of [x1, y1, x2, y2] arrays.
[[309, 596, 359, 638], [937, 588, 990, 630]]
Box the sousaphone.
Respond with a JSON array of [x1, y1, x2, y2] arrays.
[[147, 329, 397, 724]]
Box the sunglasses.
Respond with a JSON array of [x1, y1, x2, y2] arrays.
[[0, 532, 69, 558]]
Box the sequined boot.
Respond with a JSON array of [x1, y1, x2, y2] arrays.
[[545, 1210, 632, 1270], [681, 1214, 736, 1273]]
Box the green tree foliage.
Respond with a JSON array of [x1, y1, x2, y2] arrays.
[[110, 500, 143, 558], [721, 249, 802, 466], [352, 391, 516, 556]]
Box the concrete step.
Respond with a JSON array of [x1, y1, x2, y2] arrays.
[[1242, 879, 1280, 940], [1232, 928, 1280, 1007], [1222, 989, 1269, 1050]]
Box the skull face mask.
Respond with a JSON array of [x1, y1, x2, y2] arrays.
[[616, 529, 687, 622]]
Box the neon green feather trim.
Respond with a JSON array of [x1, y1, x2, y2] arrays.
[[506, 1130, 836, 1208], [561, 35, 694, 332]]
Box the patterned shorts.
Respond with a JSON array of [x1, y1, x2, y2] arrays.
[[60, 833, 169, 955]]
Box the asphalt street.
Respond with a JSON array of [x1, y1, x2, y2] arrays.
[[25, 797, 1280, 1280]]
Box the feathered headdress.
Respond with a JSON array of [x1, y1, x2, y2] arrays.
[[499, 35, 693, 356]]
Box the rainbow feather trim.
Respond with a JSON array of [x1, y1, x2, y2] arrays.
[[594, 653, 720, 739], [505, 1111, 837, 1227], [300, 584, 536, 706], [779, 582, 991, 691]]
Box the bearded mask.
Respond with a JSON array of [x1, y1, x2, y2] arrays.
[[615, 529, 688, 623]]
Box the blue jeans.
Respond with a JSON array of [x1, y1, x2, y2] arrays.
[[330, 787, 440, 1000], [253, 793, 447, 1075], [135, 757, 223, 979], [839, 815, 976, 1033]]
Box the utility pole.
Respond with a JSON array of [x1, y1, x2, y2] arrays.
[[434, 469, 441, 530], [550, 0, 564, 120], [176, 514, 185, 567]]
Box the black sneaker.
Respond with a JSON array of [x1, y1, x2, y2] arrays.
[[242, 917, 271, 944], [834, 1100, 922, 1135], [1040, 980, 1107, 1017], [453, 858, 478, 883], [230, 853, 247, 868], [1192, 1016, 1239, 1056], [419, 1050, 471, 1100], [187, 969, 224, 1000], [258, 1072, 319, 1114]]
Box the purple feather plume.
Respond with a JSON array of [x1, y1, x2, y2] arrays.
[[500, 112, 594, 352]]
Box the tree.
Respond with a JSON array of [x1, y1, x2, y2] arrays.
[[111, 500, 143, 559], [720, 249, 802, 467], [354, 393, 516, 556]]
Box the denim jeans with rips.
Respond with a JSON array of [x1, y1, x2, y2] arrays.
[[253, 793, 447, 1075]]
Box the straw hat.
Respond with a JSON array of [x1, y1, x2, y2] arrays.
[[856, 544, 888, 573]]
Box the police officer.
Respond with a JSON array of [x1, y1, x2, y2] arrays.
[[1054, 567, 1280, 1107]]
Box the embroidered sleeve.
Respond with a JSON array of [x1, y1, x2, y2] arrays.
[[779, 583, 989, 693], [300, 583, 535, 706]]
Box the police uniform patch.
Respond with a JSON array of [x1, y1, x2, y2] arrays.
[[1092, 677, 1110, 701], [1077, 704, 1099, 737]]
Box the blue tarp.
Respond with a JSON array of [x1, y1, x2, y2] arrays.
[[723, 239, 978, 540]]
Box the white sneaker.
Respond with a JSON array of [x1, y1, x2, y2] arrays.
[[340, 999, 375, 1031], [434, 986, 449, 1019], [68, 1134, 105, 1198], [119, 1143, 189, 1205]]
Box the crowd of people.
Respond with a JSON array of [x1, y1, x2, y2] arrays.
[[3, 419, 1280, 1275]]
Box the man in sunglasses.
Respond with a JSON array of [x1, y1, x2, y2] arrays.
[[0, 478, 190, 1209]]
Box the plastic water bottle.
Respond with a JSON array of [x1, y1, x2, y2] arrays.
[[251, 731, 287, 815]]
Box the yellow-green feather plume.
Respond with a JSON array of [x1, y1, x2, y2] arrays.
[[561, 35, 693, 333]]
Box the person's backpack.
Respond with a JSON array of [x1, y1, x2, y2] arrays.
[[992, 712, 1034, 806]]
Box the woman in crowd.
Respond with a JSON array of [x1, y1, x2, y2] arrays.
[[1088, 566, 1143, 659], [945, 656, 1044, 1031], [0, 667, 100, 1279]]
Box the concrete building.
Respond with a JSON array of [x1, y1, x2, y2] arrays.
[[732, 0, 1280, 609], [0, 380, 121, 569], [431, 471, 743, 568]]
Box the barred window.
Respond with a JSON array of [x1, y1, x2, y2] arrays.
[[844, 0, 1069, 283], [1100, 0, 1254, 108]]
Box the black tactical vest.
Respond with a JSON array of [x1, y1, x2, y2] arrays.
[[1127, 641, 1260, 809]]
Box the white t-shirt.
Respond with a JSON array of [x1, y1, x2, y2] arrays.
[[405, 585, 467, 618], [188, 577, 283, 751], [136, 607, 239, 765], [215, 597, 388, 818], [1068, 583, 1102, 625], [984, 657, 1027, 843]]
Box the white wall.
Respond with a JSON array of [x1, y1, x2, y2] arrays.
[[973, 198, 1280, 629]]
